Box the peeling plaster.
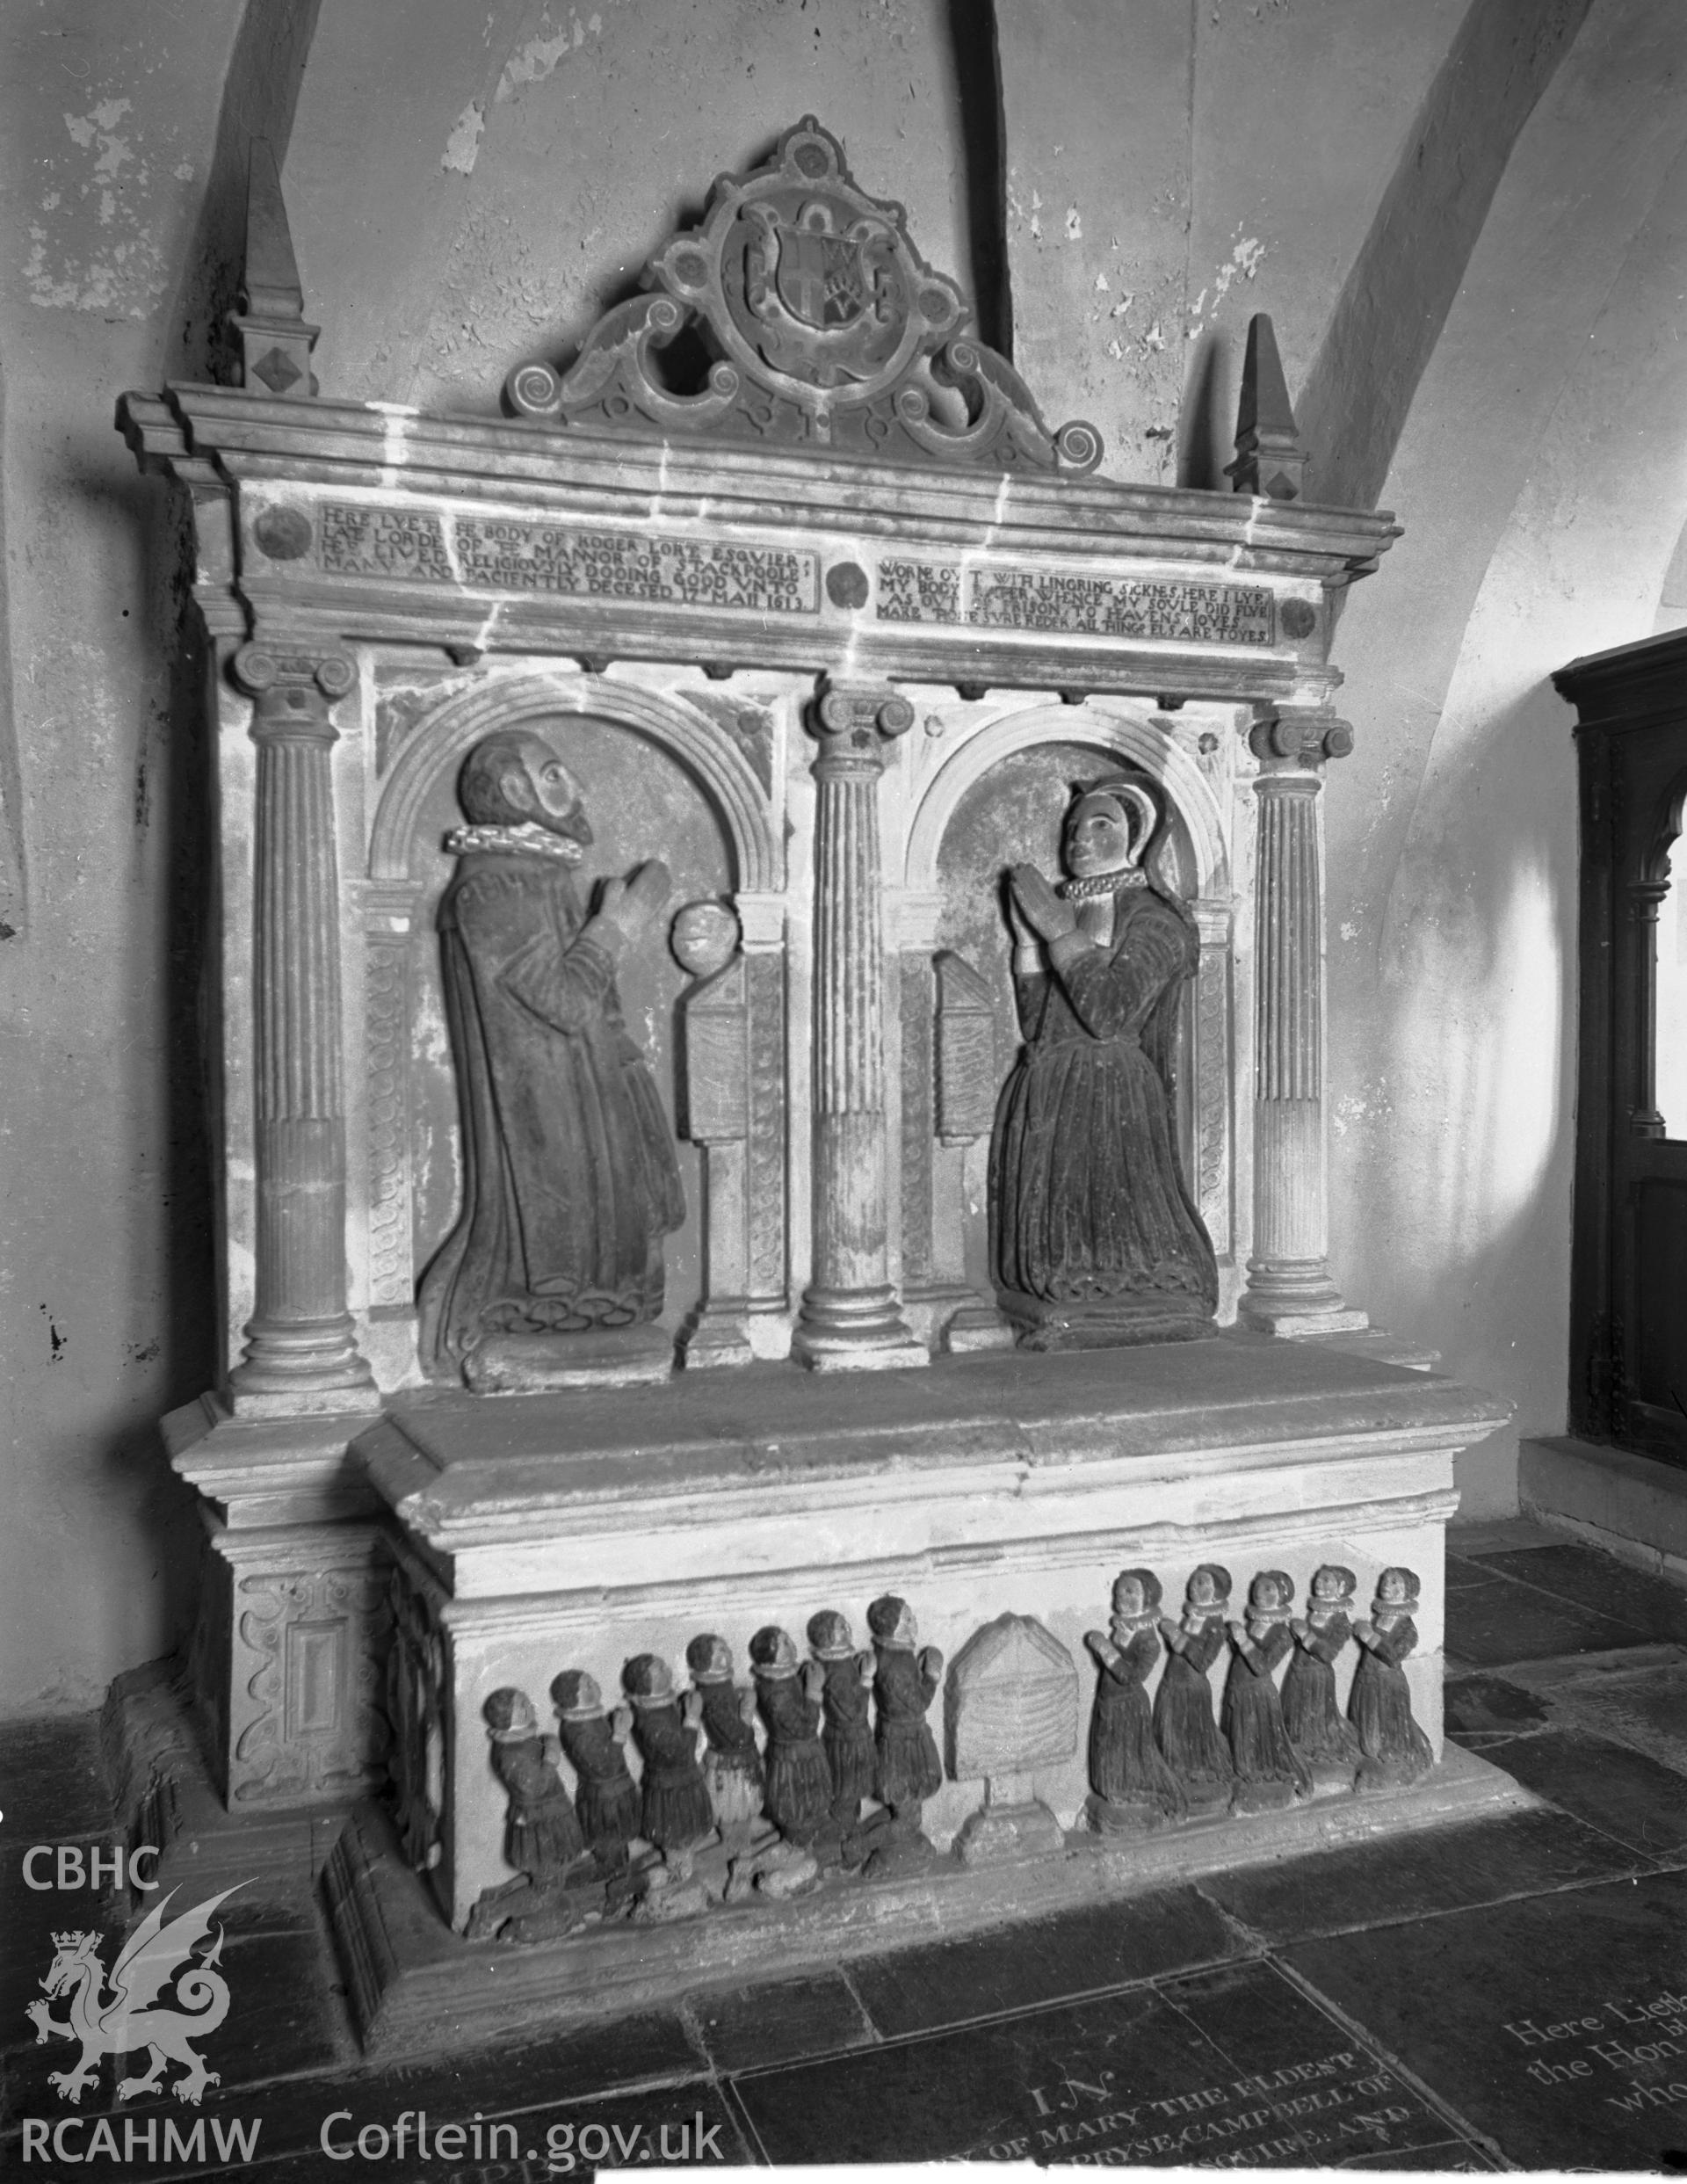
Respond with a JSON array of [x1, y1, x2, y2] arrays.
[[496, 8, 608, 101], [442, 100, 486, 174], [1187, 229, 1268, 340], [25, 90, 192, 316]]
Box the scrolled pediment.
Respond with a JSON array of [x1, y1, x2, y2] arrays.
[[505, 116, 1103, 476]]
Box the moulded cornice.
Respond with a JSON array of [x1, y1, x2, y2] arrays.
[[116, 383, 1397, 704], [119, 385, 1399, 574]]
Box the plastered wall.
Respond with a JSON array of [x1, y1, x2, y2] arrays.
[[4, 0, 1684, 1715]]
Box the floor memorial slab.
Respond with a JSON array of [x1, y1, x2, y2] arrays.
[[1284, 1866, 1687, 2173], [728, 1957, 1499, 2167]]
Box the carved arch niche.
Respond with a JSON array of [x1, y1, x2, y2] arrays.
[[356, 673, 785, 1386], [895, 706, 1236, 1342]]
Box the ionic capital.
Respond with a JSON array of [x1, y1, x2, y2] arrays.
[[807, 678, 915, 774], [1249, 705, 1354, 773], [233, 642, 356, 739]]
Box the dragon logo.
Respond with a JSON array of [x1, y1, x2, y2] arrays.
[[26, 1885, 242, 2107]]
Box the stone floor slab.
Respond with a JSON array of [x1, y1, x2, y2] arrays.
[[1444, 1558, 1652, 1666], [1446, 1519, 1563, 1556], [732, 1959, 1495, 2167], [686, 1970, 874, 2073], [1284, 1868, 1687, 2173], [843, 1883, 1244, 2038], [1199, 1805, 1653, 1944], [1456, 1728, 1687, 1859], [1476, 1542, 1687, 1644], [1533, 1657, 1687, 1777], [1442, 1672, 1551, 1737]]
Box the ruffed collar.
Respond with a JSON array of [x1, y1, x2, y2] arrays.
[[1111, 1610, 1161, 1638], [1060, 868, 1148, 900], [445, 822, 583, 864]]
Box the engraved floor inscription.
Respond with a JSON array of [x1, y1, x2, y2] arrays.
[[731, 1961, 1494, 2168], [1285, 1868, 1687, 2172]]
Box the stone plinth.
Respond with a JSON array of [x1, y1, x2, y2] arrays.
[[354, 1336, 1506, 1929]]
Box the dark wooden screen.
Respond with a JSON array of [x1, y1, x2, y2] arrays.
[[1555, 628, 1687, 1466]]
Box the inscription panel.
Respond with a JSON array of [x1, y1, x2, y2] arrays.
[[880, 556, 963, 625], [286, 504, 1279, 648], [879, 554, 1275, 646], [316, 503, 819, 613], [734, 1966, 1492, 2168]]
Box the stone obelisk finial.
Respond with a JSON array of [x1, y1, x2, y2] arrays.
[[228, 140, 319, 396], [1225, 315, 1307, 502]]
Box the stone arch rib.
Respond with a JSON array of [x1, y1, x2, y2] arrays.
[[903, 702, 1228, 898]]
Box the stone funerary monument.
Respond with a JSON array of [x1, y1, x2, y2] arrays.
[[118, 123, 1506, 2039]]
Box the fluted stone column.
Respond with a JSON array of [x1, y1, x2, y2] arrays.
[[1238, 707, 1367, 1337], [793, 683, 927, 1370], [228, 642, 377, 1414]]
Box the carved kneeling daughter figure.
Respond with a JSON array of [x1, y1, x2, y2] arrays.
[[1282, 1565, 1365, 1793], [1085, 1569, 1186, 1833], [1349, 1567, 1435, 1789], [1223, 1571, 1311, 1813]]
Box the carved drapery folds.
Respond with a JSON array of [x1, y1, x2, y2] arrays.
[[988, 773, 1218, 1349], [229, 642, 377, 1413], [418, 730, 684, 1393], [1239, 708, 1365, 1335]]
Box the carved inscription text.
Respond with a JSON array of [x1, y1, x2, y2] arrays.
[[979, 2043, 1444, 2167], [1504, 1986, 1687, 2114], [318, 503, 819, 613], [879, 555, 1275, 646]]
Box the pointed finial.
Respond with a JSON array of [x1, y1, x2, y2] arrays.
[[1225, 314, 1307, 501], [227, 141, 319, 398]]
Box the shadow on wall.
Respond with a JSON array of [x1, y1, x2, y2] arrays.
[[0, 345, 25, 937], [1331, 674, 1578, 1484], [70, 444, 216, 1688]]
